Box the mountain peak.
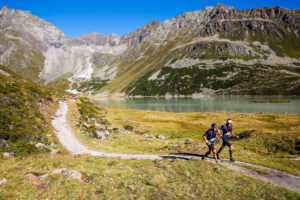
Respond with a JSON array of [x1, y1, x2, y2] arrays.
[[1, 5, 9, 13], [216, 3, 225, 7], [89, 31, 101, 36]]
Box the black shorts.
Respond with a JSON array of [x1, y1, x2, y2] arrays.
[[208, 143, 215, 151], [222, 138, 231, 147]]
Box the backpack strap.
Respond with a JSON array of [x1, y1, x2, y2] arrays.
[[224, 125, 228, 132]]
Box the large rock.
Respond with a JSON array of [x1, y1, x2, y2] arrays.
[[63, 170, 82, 179]]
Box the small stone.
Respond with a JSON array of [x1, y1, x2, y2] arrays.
[[3, 152, 14, 157], [128, 185, 137, 191], [178, 141, 184, 144], [172, 144, 178, 147], [141, 133, 152, 138], [0, 178, 7, 185], [186, 138, 193, 144], [157, 134, 166, 140]]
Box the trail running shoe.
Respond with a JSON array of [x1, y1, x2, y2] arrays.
[[230, 157, 235, 162], [202, 155, 205, 160]]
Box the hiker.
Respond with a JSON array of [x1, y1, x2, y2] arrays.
[[202, 123, 222, 163], [62, 93, 65, 99], [217, 119, 235, 162]]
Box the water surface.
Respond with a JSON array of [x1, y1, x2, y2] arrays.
[[91, 96, 300, 114]]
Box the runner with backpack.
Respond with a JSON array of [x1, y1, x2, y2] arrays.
[[217, 119, 235, 162], [202, 123, 222, 163]]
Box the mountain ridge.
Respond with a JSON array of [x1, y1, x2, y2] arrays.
[[0, 4, 300, 95]]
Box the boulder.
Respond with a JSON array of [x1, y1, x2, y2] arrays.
[[157, 134, 166, 140], [0, 140, 9, 148]]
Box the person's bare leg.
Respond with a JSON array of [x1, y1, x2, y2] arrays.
[[202, 150, 211, 160], [217, 145, 225, 159], [213, 150, 218, 162], [229, 145, 235, 161]]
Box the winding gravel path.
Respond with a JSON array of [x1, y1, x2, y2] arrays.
[[52, 101, 300, 193]]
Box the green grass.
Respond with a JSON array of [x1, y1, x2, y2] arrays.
[[65, 98, 300, 176], [0, 154, 299, 199]]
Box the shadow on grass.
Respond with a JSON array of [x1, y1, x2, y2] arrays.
[[159, 153, 215, 160]]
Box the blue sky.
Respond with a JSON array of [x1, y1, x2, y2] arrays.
[[1, 0, 300, 38]]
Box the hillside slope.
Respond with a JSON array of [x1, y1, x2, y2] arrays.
[[0, 66, 63, 156]]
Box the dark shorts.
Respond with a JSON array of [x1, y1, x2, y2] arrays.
[[207, 143, 215, 151], [222, 138, 231, 147]]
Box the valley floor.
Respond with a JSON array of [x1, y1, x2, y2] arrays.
[[52, 101, 300, 193], [1, 98, 300, 199]]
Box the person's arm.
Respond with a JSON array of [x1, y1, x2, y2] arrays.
[[231, 127, 234, 137], [203, 135, 211, 145]]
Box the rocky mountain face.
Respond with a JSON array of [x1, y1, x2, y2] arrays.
[[1, 4, 300, 96]]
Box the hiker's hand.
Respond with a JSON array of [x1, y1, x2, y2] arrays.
[[206, 141, 211, 145]]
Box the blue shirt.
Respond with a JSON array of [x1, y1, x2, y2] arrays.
[[219, 124, 232, 138], [203, 129, 218, 141]]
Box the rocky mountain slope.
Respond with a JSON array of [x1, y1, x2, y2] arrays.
[[0, 4, 300, 96]]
